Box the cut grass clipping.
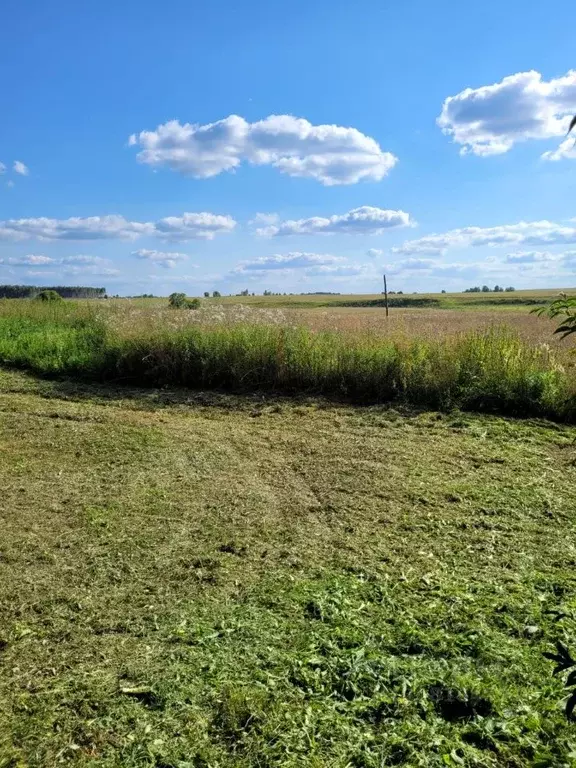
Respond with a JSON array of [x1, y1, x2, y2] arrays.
[[0, 369, 576, 766], [0, 299, 574, 421]]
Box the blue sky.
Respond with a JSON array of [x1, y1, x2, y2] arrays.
[[2, 0, 576, 295]]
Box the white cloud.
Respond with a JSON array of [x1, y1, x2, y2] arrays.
[[129, 114, 397, 185], [542, 135, 576, 161], [249, 212, 280, 226], [61, 255, 108, 265], [63, 265, 121, 277], [6, 180, 14, 188], [394, 220, 576, 256], [13, 160, 29, 176], [259, 206, 413, 237], [0, 215, 153, 241], [153, 212, 236, 241], [235, 252, 345, 273], [304, 263, 373, 277], [230, 253, 377, 282], [4, 254, 56, 266], [0, 162, 5, 174], [438, 70, 576, 156], [0, 212, 236, 242], [367, 248, 384, 258], [132, 248, 189, 269], [505, 250, 556, 263]]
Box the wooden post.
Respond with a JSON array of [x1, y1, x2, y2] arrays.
[[383, 273, 389, 317]]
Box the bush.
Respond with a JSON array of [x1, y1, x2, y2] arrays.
[[36, 290, 63, 302], [169, 292, 187, 308], [169, 293, 201, 310]]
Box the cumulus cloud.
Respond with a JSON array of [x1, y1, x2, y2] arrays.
[[0, 215, 154, 241], [129, 114, 397, 185], [132, 248, 189, 269], [259, 206, 413, 237], [438, 70, 576, 156], [367, 248, 384, 258], [13, 160, 29, 176], [154, 212, 236, 241], [394, 220, 576, 256], [0, 212, 236, 242], [0, 162, 5, 174]]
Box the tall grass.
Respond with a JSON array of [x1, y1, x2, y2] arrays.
[[0, 299, 574, 420]]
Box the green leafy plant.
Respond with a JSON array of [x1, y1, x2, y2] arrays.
[[36, 290, 63, 302], [533, 293, 576, 339], [543, 642, 576, 720]]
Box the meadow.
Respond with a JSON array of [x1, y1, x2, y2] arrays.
[[1, 292, 576, 767], [0, 292, 574, 421]]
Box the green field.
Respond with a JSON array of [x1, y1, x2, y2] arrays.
[[1, 293, 576, 766], [1, 368, 576, 767], [197, 288, 575, 310]]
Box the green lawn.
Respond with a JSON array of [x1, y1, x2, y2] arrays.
[[1, 369, 576, 767]]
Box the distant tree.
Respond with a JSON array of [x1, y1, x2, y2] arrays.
[[169, 292, 187, 308], [505, 286, 516, 292], [36, 289, 63, 302], [212, 290, 221, 298], [0, 285, 105, 299], [239, 289, 250, 296], [263, 289, 272, 296], [204, 291, 210, 298], [441, 289, 446, 294], [493, 285, 503, 292], [481, 285, 491, 293]]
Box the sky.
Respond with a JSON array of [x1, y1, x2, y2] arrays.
[[2, 0, 576, 296]]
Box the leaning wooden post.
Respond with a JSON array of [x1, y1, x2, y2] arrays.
[[383, 273, 389, 317]]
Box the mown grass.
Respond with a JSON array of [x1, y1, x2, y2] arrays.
[[1, 369, 576, 766], [0, 300, 574, 422]]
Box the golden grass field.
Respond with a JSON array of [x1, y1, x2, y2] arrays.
[[117, 288, 576, 352]]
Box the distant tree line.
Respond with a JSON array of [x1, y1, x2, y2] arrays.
[[464, 285, 515, 293], [0, 285, 106, 299]]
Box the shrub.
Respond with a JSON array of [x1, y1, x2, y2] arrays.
[[169, 293, 201, 310], [36, 290, 63, 302], [169, 292, 188, 309]]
